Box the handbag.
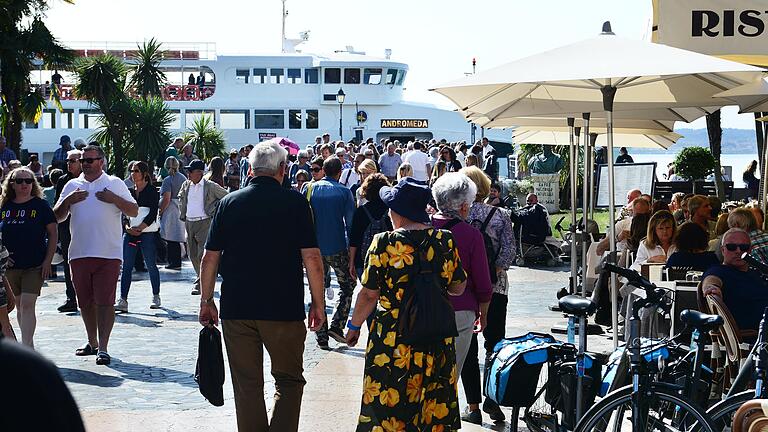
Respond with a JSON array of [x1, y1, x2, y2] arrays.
[[129, 206, 159, 232], [396, 229, 459, 346]]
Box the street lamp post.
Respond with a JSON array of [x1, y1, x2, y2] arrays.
[[336, 88, 345, 140]]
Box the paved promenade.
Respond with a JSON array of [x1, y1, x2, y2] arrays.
[[12, 261, 616, 431]]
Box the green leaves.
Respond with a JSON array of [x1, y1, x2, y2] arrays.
[[127, 96, 173, 162], [182, 114, 226, 163], [673, 147, 717, 181], [128, 38, 167, 98]]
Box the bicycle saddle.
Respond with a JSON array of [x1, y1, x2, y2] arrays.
[[680, 309, 723, 331], [558, 295, 597, 317]]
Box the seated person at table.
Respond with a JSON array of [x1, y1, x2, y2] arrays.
[[511, 193, 551, 245], [713, 208, 768, 265], [701, 228, 768, 331], [630, 210, 677, 272], [666, 222, 720, 272], [626, 213, 650, 254], [597, 197, 651, 255]]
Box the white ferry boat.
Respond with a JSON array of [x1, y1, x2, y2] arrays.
[[23, 30, 512, 169]]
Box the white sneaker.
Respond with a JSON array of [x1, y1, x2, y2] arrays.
[[115, 298, 128, 313], [150, 295, 161, 309], [325, 286, 334, 301]]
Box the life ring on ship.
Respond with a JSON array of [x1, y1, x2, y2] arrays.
[[163, 85, 181, 101], [183, 85, 200, 101]]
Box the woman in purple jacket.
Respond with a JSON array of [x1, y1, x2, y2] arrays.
[[430, 172, 493, 419]]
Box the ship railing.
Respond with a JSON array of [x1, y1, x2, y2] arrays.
[[32, 83, 215, 102]]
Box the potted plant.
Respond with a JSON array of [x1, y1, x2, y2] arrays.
[[673, 146, 716, 181]]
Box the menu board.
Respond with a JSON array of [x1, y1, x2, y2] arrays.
[[596, 162, 656, 207]]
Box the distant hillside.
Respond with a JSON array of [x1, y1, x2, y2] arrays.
[[632, 128, 759, 154]]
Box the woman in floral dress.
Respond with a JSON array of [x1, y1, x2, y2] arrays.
[[346, 177, 467, 432]]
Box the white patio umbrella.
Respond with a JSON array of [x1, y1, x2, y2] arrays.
[[431, 21, 764, 365], [513, 128, 682, 149]]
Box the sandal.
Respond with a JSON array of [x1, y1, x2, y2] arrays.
[[95, 351, 111, 365], [75, 343, 98, 356]]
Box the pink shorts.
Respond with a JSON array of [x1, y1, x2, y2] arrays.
[[70, 258, 121, 307]]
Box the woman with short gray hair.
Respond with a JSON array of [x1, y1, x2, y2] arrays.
[[159, 156, 187, 270], [431, 172, 493, 423]]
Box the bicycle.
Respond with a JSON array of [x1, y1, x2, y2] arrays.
[[574, 263, 718, 432]]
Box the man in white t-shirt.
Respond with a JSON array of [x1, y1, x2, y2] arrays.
[[402, 142, 430, 182], [54, 145, 138, 366], [340, 154, 363, 188]]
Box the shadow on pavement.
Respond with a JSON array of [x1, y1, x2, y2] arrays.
[[336, 347, 366, 358], [106, 359, 197, 387], [59, 367, 124, 387], [115, 313, 161, 328]]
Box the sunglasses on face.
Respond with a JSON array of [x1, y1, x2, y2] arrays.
[[82, 157, 103, 164], [311, 167, 322, 172], [12, 178, 33, 184], [724, 243, 750, 252]]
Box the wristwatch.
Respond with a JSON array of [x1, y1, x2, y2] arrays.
[[201, 297, 215, 306]]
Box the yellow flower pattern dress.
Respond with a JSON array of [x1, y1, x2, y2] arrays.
[[357, 228, 466, 432]]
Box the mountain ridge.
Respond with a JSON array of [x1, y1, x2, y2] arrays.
[[633, 128, 759, 154]]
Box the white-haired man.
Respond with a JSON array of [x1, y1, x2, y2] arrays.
[[199, 140, 325, 432]]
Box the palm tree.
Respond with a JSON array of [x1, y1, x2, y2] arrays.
[[73, 53, 130, 173], [129, 38, 167, 98], [182, 115, 225, 162], [0, 1, 74, 154], [126, 96, 173, 163]]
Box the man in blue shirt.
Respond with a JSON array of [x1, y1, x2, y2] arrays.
[[0, 136, 17, 172], [307, 156, 355, 349], [378, 143, 402, 182], [239, 144, 254, 189]]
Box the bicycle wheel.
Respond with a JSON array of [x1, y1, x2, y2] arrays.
[[575, 384, 717, 432], [706, 391, 756, 432], [523, 363, 559, 432]]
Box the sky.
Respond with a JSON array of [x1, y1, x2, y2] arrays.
[[42, 0, 759, 130]]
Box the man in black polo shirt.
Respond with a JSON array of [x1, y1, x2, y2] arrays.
[[199, 140, 326, 432]]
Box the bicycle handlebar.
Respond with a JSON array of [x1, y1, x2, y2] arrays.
[[603, 263, 668, 318]]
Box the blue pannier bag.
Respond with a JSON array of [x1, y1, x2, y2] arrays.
[[485, 332, 561, 407], [599, 338, 671, 396]]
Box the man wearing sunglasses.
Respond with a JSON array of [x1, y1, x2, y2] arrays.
[[54, 145, 138, 366], [701, 228, 768, 331]]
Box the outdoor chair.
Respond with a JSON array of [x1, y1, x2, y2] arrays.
[[705, 294, 755, 393], [733, 399, 768, 432]]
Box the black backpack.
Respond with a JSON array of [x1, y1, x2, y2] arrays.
[[470, 207, 501, 284], [397, 229, 459, 346], [361, 206, 393, 260]]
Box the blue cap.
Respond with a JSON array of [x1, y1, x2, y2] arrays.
[[379, 177, 431, 224], [185, 160, 205, 172]]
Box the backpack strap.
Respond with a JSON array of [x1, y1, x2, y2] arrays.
[[304, 182, 314, 202], [442, 218, 462, 231], [362, 205, 374, 223], [480, 207, 502, 263], [342, 169, 353, 186]]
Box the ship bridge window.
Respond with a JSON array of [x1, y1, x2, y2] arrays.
[[364, 68, 382, 85], [344, 68, 360, 84], [254, 109, 284, 129], [289, 110, 302, 129], [78, 109, 103, 129], [385, 69, 397, 85], [396, 70, 407, 86], [186, 110, 216, 127], [324, 68, 340, 84], [270, 68, 284, 84], [221, 110, 250, 129], [62, 109, 74, 129], [253, 68, 267, 84], [236, 69, 250, 84], [305, 68, 319, 84], [287, 68, 302, 84], [306, 110, 318, 129]]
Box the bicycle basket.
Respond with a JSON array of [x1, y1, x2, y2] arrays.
[[485, 332, 561, 407]]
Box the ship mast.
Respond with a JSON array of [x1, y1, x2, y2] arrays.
[[281, 0, 287, 53]]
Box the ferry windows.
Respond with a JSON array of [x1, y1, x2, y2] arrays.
[[364, 68, 382, 85], [324, 68, 341, 84], [78, 109, 102, 129], [40, 110, 56, 129], [289, 110, 302, 129], [306, 110, 319, 129], [287, 68, 302, 84], [168, 110, 181, 130], [385, 69, 397, 85], [62, 109, 74, 129], [236, 69, 250, 84], [186, 110, 216, 127], [305, 68, 319, 84], [221, 110, 250, 129], [254, 110, 284, 129], [253, 68, 268, 84], [396, 70, 407, 86], [270, 68, 284, 84], [344, 68, 360, 84]]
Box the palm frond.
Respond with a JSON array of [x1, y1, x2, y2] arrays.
[[20, 90, 45, 124], [126, 96, 173, 162], [128, 38, 167, 98], [182, 114, 226, 162]]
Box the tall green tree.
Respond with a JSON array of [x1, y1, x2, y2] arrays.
[[128, 38, 166, 98], [0, 0, 74, 155]]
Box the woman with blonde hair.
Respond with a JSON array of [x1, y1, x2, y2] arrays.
[[353, 158, 378, 206], [630, 210, 677, 271], [0, 167, 57, 347], [397, 162, 413, 180]]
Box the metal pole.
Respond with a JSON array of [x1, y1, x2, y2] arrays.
[[602, 85, 619, 348], [763, 119, 768, 228], [339, 103, 343, 141], [581, 113, 590, 297], [568, 117, 577, 295], [589, 133, 598, 222]]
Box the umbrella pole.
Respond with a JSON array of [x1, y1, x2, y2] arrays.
[[581, 113, 590, 297], [602, 85, 619, 348], [568, 118, 578, 295], [763, 120, 768, 227], [589, 133, 598, 223]]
